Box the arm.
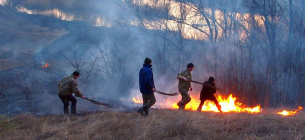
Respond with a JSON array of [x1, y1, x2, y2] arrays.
[[177, 71, 189, 82], [71, 80, 84, 97], [212, 83, 216, 93], [144, 69, 154, 90]]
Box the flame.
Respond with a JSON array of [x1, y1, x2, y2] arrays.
[[42, 63, 49, 68], [132, 93, 261, 113], [132, 96, 143, 104], [277, 106, 303, 116]]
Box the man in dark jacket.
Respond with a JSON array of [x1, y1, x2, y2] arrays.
[[138, 58, 156, 116], [58, 71, 86, 115], [197, 77, 222, 112]]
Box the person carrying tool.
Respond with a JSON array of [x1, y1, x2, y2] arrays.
[[138, 58, 156, 116], [177, 63, 194, 110], [58, 71, 86, 115], [197, 77, 222, 112]]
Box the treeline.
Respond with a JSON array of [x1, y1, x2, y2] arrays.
[[124, 0, 305, 107]]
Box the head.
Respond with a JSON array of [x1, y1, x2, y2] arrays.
[[187, 63, 194, 71], [72, 71, 80, 79], [144, 57, 152, 65], [208, 77, 215, 83]]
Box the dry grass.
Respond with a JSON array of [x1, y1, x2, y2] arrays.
[[0, 110, 305, 140]]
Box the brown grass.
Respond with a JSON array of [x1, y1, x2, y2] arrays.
[[0, 110, 305, 140]]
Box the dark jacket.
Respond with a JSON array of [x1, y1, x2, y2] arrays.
[[139, 64, 155, 94], [200, 81, 216, 100]]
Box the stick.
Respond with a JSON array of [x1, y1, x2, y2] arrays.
[[83, 97, 111, 107], [190, 80, 223, 90], [156, 90, 179, 96]]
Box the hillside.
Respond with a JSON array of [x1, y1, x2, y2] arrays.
[[1, 110, 305, 140], [0, 5, 66, 70]]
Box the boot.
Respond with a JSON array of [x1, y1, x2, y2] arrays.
[[144, 108, 149, 116], [217, 105, 222, 112], [71, 107, 77, 115], [197, 102, 203, 112], [177, 102, 184, 110], [137, 106, 145, 116], [63, 105, 69, 115], [197, 106, 202, 112]]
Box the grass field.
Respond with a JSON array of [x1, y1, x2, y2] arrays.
[[0, 109, 304, 140]]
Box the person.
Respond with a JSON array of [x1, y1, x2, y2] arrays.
[[138, 58, 156, 116], [58, 71, 86, 115], [177, 63, 194, 110], [197, 77, 222, 112]]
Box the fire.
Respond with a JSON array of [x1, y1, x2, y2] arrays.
[[132, 94, 261, 113], [133, 96, 143, 104], [42, 63, 49, 67], [277, 106, 303, 116], [172, 94, 261, 113]]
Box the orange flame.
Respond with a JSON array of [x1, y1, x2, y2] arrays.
[[132, 94, 261, 113], [42, 63, 49, 67], [277, 106, 303, 116], [133, 96, 143, 104]]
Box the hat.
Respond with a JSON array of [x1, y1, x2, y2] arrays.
[[144, 57, 152, 64], [208, 77, 214, 82], [187, 63, 194, 68], [72, 71, 80, 76]]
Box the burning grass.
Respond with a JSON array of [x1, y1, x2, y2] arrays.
[[1, 110, 305, 140], [133, 94, 261, 113]]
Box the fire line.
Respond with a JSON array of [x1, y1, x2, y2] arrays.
[[132, 94, 261, 113]]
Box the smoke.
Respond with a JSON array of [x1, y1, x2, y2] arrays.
[[1, 0, 305, 116]]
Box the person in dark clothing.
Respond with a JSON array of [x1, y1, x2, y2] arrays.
[[138, 58, 156, 116], [58, 71, 86, 115], [197, 77, 222, 112]]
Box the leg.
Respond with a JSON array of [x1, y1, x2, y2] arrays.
[[143, 93, 156, 109], [58, 95, 69, 114], [178, 88, 191, 110], [211, 96, 222, 112], [138, 94, 156, 116], [66, 95, 77, 115], [143, 94, 156, 116], [197, 100, 206, 111], [137, 94, 148, 115]]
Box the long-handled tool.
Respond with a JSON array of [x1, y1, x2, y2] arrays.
[[191, 80, 223, 90], [83, 97, 111, 107], [156, 90, 179, 96]]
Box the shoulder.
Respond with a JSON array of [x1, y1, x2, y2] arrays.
[[143, 67, 152, 72], [180, 70, 187, 75], [204, 81, 212, 85], [61, 76, 70, 81]]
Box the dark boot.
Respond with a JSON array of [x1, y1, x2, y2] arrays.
[[179, 104, 185, 110], [217, 104, 222, 112], [197, 105, 202, 112], [177, 102, 184, 110], [144, 108, 149, 116], [63, 102, 69, 115], [71, 106, 77, 115], [64, 107, 69, 115], [197, 101, 204, 112], [137, 106, 145, 116]]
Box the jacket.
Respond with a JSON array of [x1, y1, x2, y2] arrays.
[[139, 64, 155, 94], [58, 75, 83, 97], [200, 80, 216, 100]]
